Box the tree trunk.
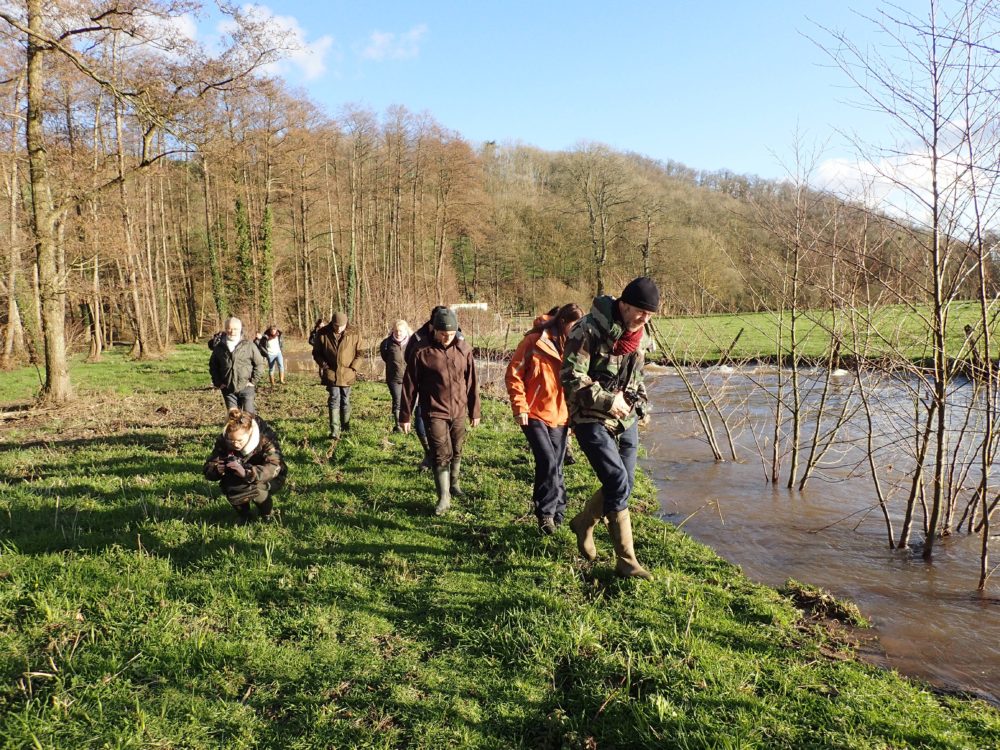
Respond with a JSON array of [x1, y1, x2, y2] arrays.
[[26, 0, 70, 402]]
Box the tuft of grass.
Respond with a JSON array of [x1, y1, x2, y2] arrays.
[[0, 352, 997, 748], [780, 579, 871, 628]]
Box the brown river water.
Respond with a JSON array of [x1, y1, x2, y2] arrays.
[[641, 366, 1000, 704], [287, 351, 999, 702]]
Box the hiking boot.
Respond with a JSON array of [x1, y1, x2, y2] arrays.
[[256, 495, 274, 523], [433, 465, 452, 516], [234, 503, 252, 526], [569, 490, 605, 561], [606, 508, 653, 580], [539, 516, 557, 536]]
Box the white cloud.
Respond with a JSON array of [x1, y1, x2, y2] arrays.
[[361, 24, 428, 62], [815, 148, 999, 232], [223, 4, 336, 81]]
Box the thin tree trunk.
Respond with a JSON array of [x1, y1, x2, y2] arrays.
[[26, 0, 70, 402]]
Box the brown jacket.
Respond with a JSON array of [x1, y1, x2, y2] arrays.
[[312, 323, 363, 387], [400, 336, 481, 423]]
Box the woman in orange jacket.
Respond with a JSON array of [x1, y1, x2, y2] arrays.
[[505, 303, 584, 534]]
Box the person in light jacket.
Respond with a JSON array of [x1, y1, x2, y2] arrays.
[[505, 303, 584, 534], [259, 325, 285, 385]]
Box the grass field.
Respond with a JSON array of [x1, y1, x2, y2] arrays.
[[0, 347, 998, 747]]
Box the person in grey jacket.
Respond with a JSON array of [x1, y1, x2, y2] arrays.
[[209, 317, 266, 414]]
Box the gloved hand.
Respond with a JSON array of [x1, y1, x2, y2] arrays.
[[225, 459, 247, 478]]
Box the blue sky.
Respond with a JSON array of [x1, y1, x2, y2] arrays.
[[204, 1, 926, 182]]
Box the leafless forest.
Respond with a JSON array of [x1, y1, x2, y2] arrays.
[[5, 2, 1000, 580]]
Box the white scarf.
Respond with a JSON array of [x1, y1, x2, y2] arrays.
[[240, 420, 261, 456], [225, 336, 240, 353]]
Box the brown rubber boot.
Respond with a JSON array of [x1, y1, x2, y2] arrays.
[[433, 465, 452, 516], [606, 509, 653, 580], [449, 458, 464, 497], [569, 490, 605, 561]]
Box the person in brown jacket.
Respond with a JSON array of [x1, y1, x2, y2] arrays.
[[312, 311, 363, 438], [399, 307, 481, 515], [203, 408, 287, 524]]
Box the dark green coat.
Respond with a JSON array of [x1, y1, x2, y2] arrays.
[[209, 339, 266, 393], [560, 295, 650, 433]]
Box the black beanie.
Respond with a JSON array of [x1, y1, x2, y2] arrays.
[[432, 307, 459, 332], [619, 277, 660, 312]]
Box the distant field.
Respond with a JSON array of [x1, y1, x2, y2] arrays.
[[654, 302, 994, 363]]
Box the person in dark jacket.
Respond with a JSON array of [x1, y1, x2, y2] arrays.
[[562, 276, 659, 580], [404, 306, 465, 470], [203, 408, 288, 523], [380, 319, 412, 432], [400, 307, 481, 515], [208, 317, 266, 414], [312, 311, 363, 438]]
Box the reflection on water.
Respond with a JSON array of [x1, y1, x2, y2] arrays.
[[643, 367, 1000, 704]]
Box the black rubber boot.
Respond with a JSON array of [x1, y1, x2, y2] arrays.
[[256, 494, 274, 523], [392, 409, 402, 433], [417, 433, 432, 472], [328, 407, 339, 439]]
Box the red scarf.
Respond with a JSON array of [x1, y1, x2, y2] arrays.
[[613, 327, 643, 355]]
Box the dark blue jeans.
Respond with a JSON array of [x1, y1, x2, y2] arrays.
[[413, 401, 427, 440], [327, 386, 351, 427], [574, 421, 639, 515], [522, 419, 568, 523], [387, 380, 402, 412], [223, 386, 256, 415]]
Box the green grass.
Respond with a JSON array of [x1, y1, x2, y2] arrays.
[[1, 352, 998, 748], [0, 345, 208, 405]]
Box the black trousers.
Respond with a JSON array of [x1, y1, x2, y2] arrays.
[[425, 414, 467, 467], [221, 471, 286, 508]]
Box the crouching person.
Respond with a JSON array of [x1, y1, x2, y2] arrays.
[[399, 308, 481, 515], [204, 408, 288, 524], [561, 277, 659, 579]]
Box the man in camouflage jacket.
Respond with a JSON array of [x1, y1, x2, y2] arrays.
[[561, 276, 659, 580]]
